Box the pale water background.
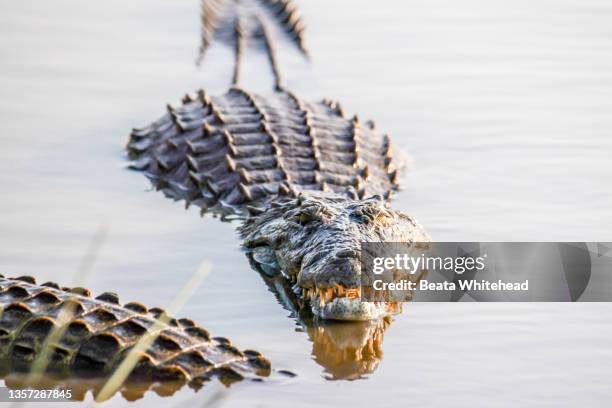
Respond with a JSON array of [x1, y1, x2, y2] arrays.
[[1, 0, 612, 406]]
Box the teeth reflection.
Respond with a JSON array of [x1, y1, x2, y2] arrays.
[[306, 317, 391, 380]]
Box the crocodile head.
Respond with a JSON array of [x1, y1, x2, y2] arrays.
[[240, 193, 429, 321]]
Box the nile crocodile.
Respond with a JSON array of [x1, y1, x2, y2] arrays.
[[127, 87, 429, 321], [0, 275, 271, 400], [128, 0, 428, 322], [0, 0, 424, 398]]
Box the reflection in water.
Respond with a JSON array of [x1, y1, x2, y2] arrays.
[[1, 372, 185, 402], [306, 318, 390, 380], [0, 370, 244, 402], [249, 254, 393, 381]]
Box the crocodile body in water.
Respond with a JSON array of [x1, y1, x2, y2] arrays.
[[0, 0, 428, 395], [127, 87, 429, 321], [0, 275, 271, 399]]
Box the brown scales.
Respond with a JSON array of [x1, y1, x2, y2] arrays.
[[0, 275, 270, 387], [127, 87, 400, 217]]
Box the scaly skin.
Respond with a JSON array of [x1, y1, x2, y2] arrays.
[[127, 88, 429, 321], [0, 275, 271, 393]]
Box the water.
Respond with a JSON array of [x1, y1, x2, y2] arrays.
[[1, 0, 611, 406]]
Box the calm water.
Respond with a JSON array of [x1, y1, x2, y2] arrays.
[[1, 0, 612, 406]]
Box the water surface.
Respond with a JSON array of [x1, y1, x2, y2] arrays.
[[1, 0, 611, 406]]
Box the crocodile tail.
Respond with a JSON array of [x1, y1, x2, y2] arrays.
[[0, 275, 270, 392], [197, 0, 308, 88]]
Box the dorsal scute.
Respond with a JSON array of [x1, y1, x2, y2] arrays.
[[199, 0, 308, 58], [127, 88, 401, 217]]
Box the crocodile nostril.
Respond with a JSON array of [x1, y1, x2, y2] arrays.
[[335, 249, 359, 259]]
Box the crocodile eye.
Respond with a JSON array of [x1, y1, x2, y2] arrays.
[[375, 213, 393, 225], [298, 212, 314, 225], [350, 214, 369, 224], [351, 210, 391, 225], [285, 210, 316, 225]]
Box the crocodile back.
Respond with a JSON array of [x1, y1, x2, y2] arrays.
[[127, 88, 401, 216]]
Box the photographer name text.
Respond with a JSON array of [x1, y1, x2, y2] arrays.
[[373, 279, 529, 291]]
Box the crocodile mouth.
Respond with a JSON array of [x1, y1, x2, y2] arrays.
[[300, 286, 403, 321], [290, 253, 402, 321], [244, 245, 404, 321]]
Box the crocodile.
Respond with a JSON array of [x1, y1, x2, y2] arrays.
[[0, 275, 271, 400], [128, 0, 431, 321], [0, 0, 426, 398], [127, 87, 429, 321]]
